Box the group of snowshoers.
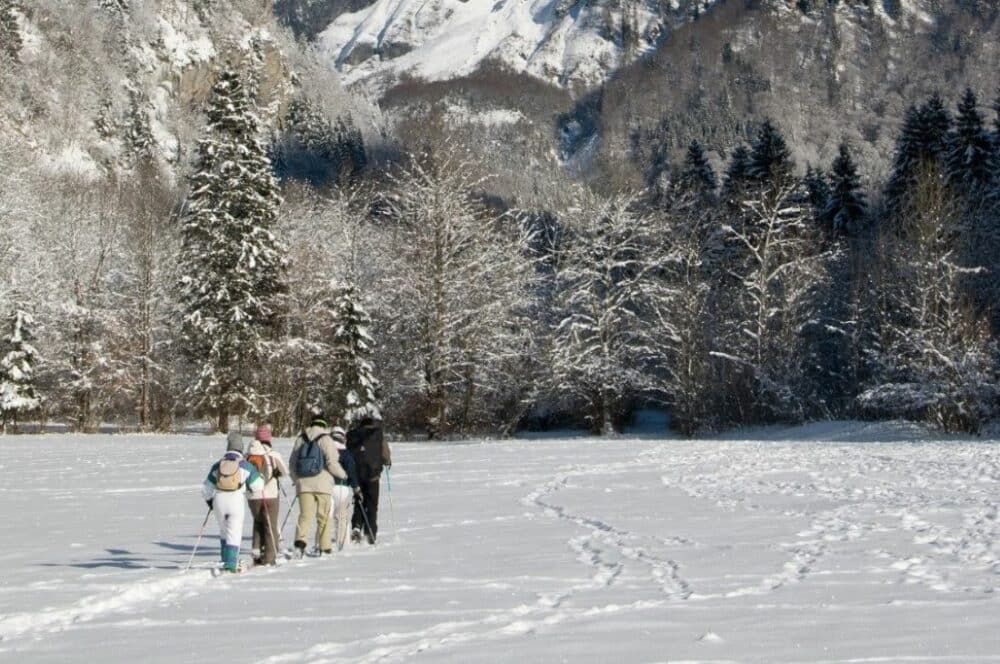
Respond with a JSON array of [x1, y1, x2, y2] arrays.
[[200, 412, 392, 572]]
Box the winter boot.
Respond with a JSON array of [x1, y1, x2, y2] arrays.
[[351, 528, 362, 544], [294, 540, 307, 559]]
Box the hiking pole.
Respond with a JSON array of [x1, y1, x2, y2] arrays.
[[261, 493, 279, 565], [185, 505, 213, 572], [280, 493, 299, 537], [357, 491, 376, 544], [386, 467, 399, 543]]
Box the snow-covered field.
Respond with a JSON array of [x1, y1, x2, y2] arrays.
[[1, 423, 999, 663]]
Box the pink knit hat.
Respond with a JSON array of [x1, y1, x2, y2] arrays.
[[255, 424, 272, 443]]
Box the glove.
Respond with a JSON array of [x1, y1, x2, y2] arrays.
[[205, 499, 213, 509], [354, 487, 363, 502]]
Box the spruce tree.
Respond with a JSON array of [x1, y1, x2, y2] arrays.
[[0, 0, 22, 62], [748, 119, 793, 185], [178, 65, 286, 430], [644, 117, 672, 188], [0, 309, 41, 430], [946, 88, 994, 193], [722, 144, 751, 200], [922, 93, 952, 159], [327, 285, 381, 426], [803, 165, 830, 221], [886, 97, 953, 212], [123, 87, 156, 166], [678, 140, 717, 198], [823, 143, 866, 235]]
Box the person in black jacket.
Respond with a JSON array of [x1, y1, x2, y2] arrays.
[[347, 416, 391, 544]]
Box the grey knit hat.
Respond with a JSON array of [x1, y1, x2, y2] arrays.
[[226, 430, 243, 452]]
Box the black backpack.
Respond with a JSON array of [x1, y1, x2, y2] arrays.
[[295, 435, 326, 478]]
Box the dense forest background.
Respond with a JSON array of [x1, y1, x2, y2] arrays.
[[0, 0, 997, 436]]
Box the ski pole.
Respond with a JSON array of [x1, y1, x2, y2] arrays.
[[261, 493, 279, 564], [280, 493, 299, 536], [185, 505, 213, 572], [357, 489, 376, 544], [386, 467, 398, 542]]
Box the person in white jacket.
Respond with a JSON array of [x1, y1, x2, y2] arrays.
[[328, 426, 361, 551], [201, 432, 264, 573], [245, 424, 288, 566]]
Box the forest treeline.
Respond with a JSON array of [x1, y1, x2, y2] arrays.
[[1, 33, 999, 435]]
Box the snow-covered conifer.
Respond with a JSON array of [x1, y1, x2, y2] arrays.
[[178, 65, 286, 431], [327, 285, 381, 426], [0, 309, 40, 430], [803, 165, 830, 222], [886, 97, 953, 214], [677, 140, 717, 199], [722, 144, 751, 202], [747, 120, 793, 185], [946, 88, 994, 193], [123, 87, 156, 167], [823, 143, 866, 235]]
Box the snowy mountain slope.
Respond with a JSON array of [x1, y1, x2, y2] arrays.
[[0, 0, 375, 183], [1, 425, 998, 661], [319, 0, 718, 90]]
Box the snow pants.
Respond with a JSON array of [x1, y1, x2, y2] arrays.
[[295, 492, 332, 552], [248, 498, 280, 564], [212, 490, 247, 571], [328, 485, 352, 551], [352, 478, 380, 543]]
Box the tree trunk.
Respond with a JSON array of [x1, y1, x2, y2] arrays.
[[217, 405, 229, 434]]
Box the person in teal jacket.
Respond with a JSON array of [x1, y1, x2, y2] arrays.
[[201, 432, 264, 572]]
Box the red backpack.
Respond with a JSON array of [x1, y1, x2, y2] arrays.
[[246, 452, 273, 483]]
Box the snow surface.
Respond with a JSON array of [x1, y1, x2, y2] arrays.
[[1, 422, 999, 662]]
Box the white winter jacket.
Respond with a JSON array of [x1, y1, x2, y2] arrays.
[[245, 439, 289, 501]]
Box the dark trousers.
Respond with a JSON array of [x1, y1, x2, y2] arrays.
[[248, 498, 280, 564], [352, 478, 380, 541]]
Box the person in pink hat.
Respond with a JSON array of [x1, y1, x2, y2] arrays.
[[245, 423, 289, 565]]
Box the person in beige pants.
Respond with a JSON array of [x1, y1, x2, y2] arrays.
[[288, 413, 347, 556], [328, 427, 361, 551]]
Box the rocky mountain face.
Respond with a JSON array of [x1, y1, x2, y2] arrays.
[[0, 0, 373, 183], [306, 0, 998, 200], [319, 0, 720, 91]]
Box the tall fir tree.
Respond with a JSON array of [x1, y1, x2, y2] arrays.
[[747, 119, 793, 185], [178, 65, 286, 430], [803, 165, 830, 222], [885, 96, 953, 212], [823, 143, 866, 235], [722, 144, 751, 201], [0, 0, 22, 61], [123, 86, 156, 166], [946, 88, 994, 193], [922, 92, 953, 158], [0, 309, 41, 429], [677, 140, 717, 198], [326, 285, 381, 426]]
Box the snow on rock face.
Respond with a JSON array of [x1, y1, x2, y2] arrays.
[[320, 0, 711, 89]]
